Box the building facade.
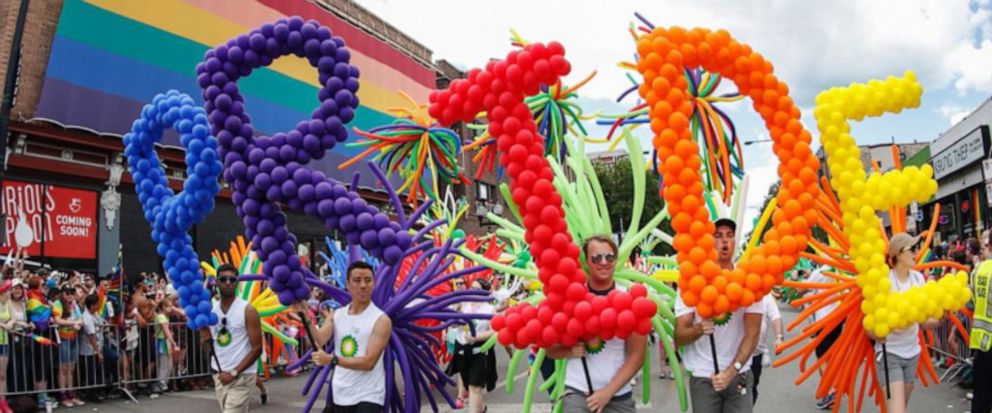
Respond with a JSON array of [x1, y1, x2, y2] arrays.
[[0, 0, 505, 277], [922, 97, 992, 244]]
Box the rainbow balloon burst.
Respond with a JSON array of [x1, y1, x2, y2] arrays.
[[341, 92, 468, 205]]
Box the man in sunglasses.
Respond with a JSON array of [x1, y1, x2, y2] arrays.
[[200, 264, 263, 413], [547, 235, 646, 413], [675, 218, 763, 413], [297, 261, 392, 413]]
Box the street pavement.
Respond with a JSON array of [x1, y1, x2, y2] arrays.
[[78, 304, 973, 412]]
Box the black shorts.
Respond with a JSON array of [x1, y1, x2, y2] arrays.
[[459, 345, 497, 391], [815, 322, 844, 358], [323, 402, 382, 413]]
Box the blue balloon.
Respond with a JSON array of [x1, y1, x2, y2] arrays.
[[124, 90, 222, 329]]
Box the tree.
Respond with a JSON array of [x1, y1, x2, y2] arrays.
[[593, 157, 673, 255]]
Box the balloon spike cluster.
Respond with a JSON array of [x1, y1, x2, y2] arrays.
[[124, 90, 222, 329], [196, 16, 413, 305], [814, 71, 970, 338], [635, 27, 820, 319], [429, 42, 656, 348], [341, 92, 469, 205]]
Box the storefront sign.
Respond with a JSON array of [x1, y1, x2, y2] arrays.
[[985, 159, 992, 207], [0, 180, 97, 259], [932, 126, 990, 180]]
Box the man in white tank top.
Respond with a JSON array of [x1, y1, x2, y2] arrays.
[[546, 235, 647, 413], [299, 261, 392, 413], [199, 264, 262, 413]]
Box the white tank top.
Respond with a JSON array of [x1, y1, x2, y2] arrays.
[[332, 302, 387, 406], [210, 298, 254, 372], [564, 284, 630, 396]]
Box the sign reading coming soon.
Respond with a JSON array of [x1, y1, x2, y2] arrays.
[[0, 180, 97, 259]]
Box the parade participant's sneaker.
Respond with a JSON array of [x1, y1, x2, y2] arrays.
[[815, 393, 836, 410]]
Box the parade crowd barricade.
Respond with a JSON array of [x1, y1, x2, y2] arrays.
[[927, 311, 973, 383], [4, 322, 219, 400]]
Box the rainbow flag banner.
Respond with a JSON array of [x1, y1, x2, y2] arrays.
[[36, 0, 436, 187]]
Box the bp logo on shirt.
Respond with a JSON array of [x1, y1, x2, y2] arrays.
[[216, 328, 232, 347], [585, 338, 605, 355], [340, 335, 359, 357]]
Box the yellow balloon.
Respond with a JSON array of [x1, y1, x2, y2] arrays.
[[816, 71, 969, 337]]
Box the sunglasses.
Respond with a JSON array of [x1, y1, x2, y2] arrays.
[[217, 276, 238, 284], [589, 254, 616, 264]]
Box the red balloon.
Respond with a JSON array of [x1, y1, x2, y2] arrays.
[[551, 312, 568, 331], [542, 326, 560, 345], [611, 292, 634, 312], [566, 318, 584, 338], [525, 319, 542, 340], [600, 308, 618, 330], [591, 296, 609, 314], [632, 297, 656, 319], [521, 305, 537, 321], [566, 282, 586, 301], [574, 301, 592, 321], [617, 310, 636, 331], [629, 283, 648, 298], [537, 306, 553, 324], [506, 314, 523, 332], [498, 329, 514, 346], [491, 314, 506, 331], [584, 315, 601, 335], [635, 318, 652, 335]]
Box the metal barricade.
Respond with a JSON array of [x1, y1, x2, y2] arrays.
[[926, 313, 973, 383], [2, 320, 216, 405]]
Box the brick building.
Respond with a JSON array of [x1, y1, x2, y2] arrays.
[[0, 0, 506, 275]]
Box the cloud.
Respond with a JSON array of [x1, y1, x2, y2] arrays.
[[938, 103, 973, 125]]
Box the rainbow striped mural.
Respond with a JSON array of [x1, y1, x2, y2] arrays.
[[36, 0, 436, 187]]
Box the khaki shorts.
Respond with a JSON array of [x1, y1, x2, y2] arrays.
[[213, 373, 256, 413]]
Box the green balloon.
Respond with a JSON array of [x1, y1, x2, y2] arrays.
[[452, 229, 466, 239]]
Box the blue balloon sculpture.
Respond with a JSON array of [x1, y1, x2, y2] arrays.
[[124, 90, 222, 329]]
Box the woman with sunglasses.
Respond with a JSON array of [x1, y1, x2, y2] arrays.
[[868, 233, 941, 413], [201, 264, 263, 413]]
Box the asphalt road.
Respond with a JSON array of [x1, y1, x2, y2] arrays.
[[76, 303, 973, 412]]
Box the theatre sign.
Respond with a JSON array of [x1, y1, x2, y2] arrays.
[[932, 126, 990, 180]]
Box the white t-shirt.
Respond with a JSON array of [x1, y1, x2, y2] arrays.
[[806, 268, 838, 323], [675, 295, 764, 378], [875, 270, 926, 359], [564, 285, 631, 396], [332, 303, 387, 406], [755, 294, 782, 355], [80, 311, 103, 356]]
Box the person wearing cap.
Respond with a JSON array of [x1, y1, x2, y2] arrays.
[[675, 218, 763, 413], [869, 233, 941, 413]]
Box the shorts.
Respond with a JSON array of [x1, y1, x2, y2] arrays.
[[562, 391, 635, 413], [875, 352, 918, 385], [458, 345, 497, 391], [58, 338, 79, 363], [323, 402, 382, 413], [814, 322, 843, 358], [0, 344, 8, 357]]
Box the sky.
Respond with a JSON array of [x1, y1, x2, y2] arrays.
[[355, 0, 992, 235]]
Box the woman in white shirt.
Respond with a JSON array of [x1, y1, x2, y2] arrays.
[[868, 233, 940, 413]]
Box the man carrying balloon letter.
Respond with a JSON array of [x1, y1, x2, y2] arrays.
[[200, 264, 263, 413], [546, 235, 646, 413], [300, 261, 392, 413], [675, 219, 762, 413]]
